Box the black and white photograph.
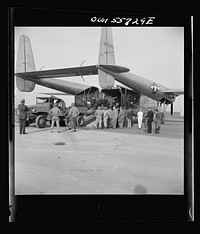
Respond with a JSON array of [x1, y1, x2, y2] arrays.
[[9, 9, 193, 222], [14, 26, 184, 195]]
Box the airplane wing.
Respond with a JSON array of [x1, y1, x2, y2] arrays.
[[16, 65, 98, 79], [15, 64, 130, 79], [39, 92, 72, 96], [163, 89, 184, 96]]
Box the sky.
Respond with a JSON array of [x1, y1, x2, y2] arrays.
[[14, 27, 184, 112]]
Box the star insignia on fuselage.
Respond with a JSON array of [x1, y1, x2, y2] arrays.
[[150, 83, 160, 94]]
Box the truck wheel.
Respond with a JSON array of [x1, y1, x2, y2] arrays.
[[59, 120, 66, 126], [77, 116, 84, 127], [36, 115, 46, 128]]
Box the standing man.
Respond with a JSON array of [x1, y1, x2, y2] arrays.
[[146, 108, 154, 133], [103, 107, 109, 129], [154, 109, 162, 134], [127, 107, 133, 128], [107, 106, 113, 128], [118, 106, 125, 129], [18, 99, 29, 134], [68, 103, 79, 132], [91, 97, 96, 108], [137, 109, 143, 129], [49, 103, 61, 133], [123, 107, 128, 128], [111, 106, 118, 129], [94, 106, 103, 129]]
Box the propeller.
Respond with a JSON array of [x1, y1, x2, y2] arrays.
[[170, 103, 173, 115]]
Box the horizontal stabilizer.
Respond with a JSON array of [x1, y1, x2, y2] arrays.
[[98, 64, 130, 73], [15, 65, 98, 79]]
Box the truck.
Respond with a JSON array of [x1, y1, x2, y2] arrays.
[[26, 95, 97, 128], [26, 96, 67, 128]]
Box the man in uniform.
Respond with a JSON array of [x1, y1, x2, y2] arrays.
[[103, 107, 109, 129], [137, 109, 144, 129], [146, 107, 154, 133], [68, 103, 79, 132], [111, 105, 118, 129], [18, 99, 29, 134], [94, 106, 103, 129], [49, 103, 61, 133], [154, 109, 162, 134], [118, 106, 125, 128], [127, 107, 133, 128], [107, 106, 113, 128]]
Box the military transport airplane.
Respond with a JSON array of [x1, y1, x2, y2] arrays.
[[15, 27, 184, 114]]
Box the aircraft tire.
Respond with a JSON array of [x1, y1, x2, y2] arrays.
[[36, 115, 46, 128], [77, 116, 84, 127]]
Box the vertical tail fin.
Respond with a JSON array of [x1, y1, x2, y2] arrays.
[[98, 27, 115, 89], [98, 27, 115, 65], [15, 34, 36, 92]]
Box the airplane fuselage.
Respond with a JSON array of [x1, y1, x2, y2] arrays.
[[98, 65, 176, 104]]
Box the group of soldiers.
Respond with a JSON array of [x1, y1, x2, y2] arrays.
[[49, 102, 79, 133], [17, 98, 163, 135], [146, 107, 163, 134], [92, 104, 163, 134], [93, 105, 137, 130]]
